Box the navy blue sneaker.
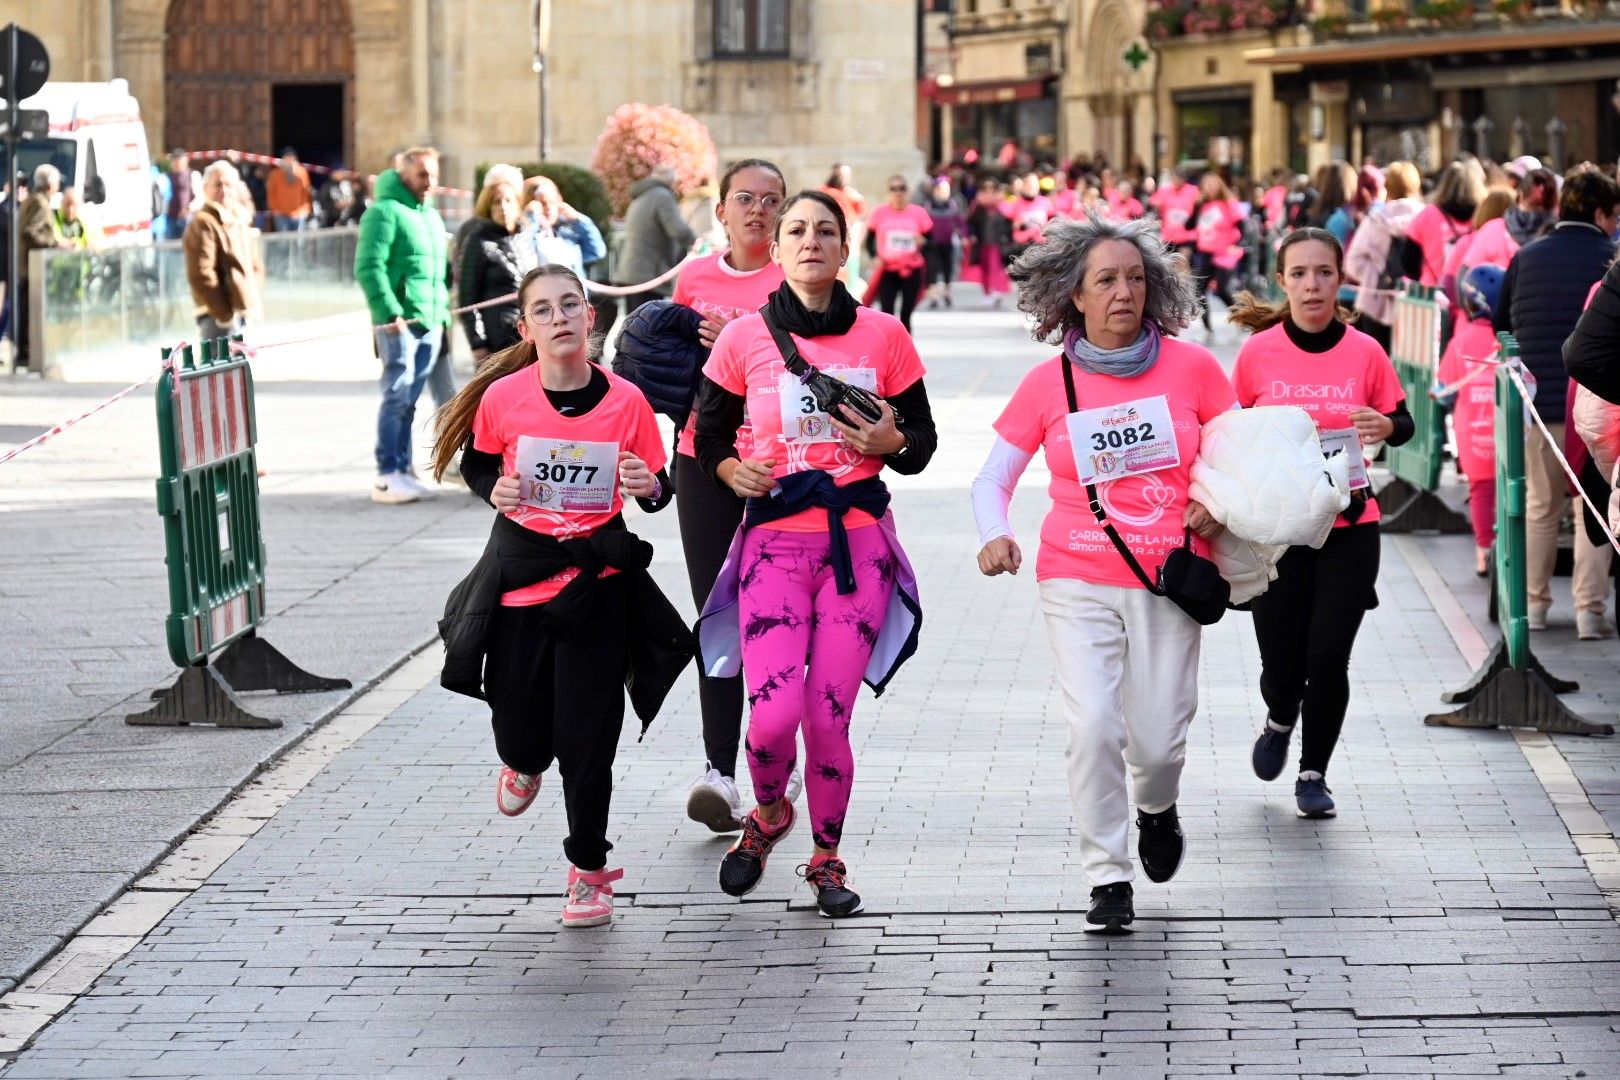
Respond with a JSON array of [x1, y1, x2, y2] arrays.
[[1294, 777, 1336, 819], [1251, 724, 1293, 781]]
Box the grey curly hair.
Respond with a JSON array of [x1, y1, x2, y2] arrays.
[[1008, 214, 1202, 343]]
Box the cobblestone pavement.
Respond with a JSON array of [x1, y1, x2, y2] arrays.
[[2, 303, 1618, 1078], [0, 357, 491, 993]]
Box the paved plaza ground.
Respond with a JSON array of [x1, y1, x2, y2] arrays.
[[2, 300, 1618, 1078]]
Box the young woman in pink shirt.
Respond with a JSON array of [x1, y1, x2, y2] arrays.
[[1192, 173, 1245, 332], [431, 265, 679, 928], [972, 216, 1235, 932], [864, 174, 934, 332], [693, 190, 936, 918], [1227, 229, 1414, 821], [669, 158, 792, 835]]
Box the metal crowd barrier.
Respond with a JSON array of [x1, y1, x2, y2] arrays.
[[1425, 334, 1609, 735], [1379, 283, 1470, 534], [127, 338, 349, 728]]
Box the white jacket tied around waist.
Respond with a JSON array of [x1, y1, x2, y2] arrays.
[[1190, 406, 1352, 603]]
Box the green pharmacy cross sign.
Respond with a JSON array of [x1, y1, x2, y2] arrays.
[[1124, 40, 1150, 72]]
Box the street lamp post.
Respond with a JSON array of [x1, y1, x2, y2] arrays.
[[531, 0, 551, 161]]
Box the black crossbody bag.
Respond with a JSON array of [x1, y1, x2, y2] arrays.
[[1061, 357, 1229, 626], [761, 312, 886, 426]]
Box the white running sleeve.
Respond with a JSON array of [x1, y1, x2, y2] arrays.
[[970, 436, 1036, 546]]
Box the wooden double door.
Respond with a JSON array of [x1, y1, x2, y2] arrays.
[[164, 0, 354, 168]]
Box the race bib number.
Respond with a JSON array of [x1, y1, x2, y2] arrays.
[[1067, 395, 1180, 484], [515, 436, 618, 512], [778, 369, 879, 444], [882, 231, 919, 256], [1319, 427, 1370, 490]]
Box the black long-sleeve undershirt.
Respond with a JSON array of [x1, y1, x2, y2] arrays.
[[692, 375, 938, 486]]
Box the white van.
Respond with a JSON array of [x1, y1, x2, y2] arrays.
[[12, 79, 154, 245]]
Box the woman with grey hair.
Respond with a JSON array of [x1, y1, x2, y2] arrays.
[[970, 215, 1236, 932]]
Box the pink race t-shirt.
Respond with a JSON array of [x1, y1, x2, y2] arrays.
[[703, 306, 927, 532], [671, 251, 784, 457], [1437, 317, 1499, 480], [993, 338, 1238, 588], [1151, 183, 1199, 245], [867, 203, 933, 273], [1406, 204, 1471, 287], [471, 364, 668, 606], [1195, 199, 1244, 256], [1230, 322, 1404, 526]]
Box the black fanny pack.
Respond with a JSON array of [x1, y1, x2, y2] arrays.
[[1061, 356, 1228, 626]]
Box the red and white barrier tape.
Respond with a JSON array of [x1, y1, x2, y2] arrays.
[[0, 339, 190, 467], [1506, 365, 1620, 556], [1429, 356, 1500, 400], [184, 148, 476, 199]]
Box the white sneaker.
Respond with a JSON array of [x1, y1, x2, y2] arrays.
[[686, 769, 743, 833], [1527, 603, 1550, 631], [784, 767, 804, 805], [401, 470, 436, 497], [370, 473, 421, 504], [1577, 611, 1616, 641]]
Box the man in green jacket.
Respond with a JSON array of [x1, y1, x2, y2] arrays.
[[354, 147, 450, 504]]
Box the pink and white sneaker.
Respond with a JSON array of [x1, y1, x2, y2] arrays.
[[496, 767, 541, 817], [562, 866, 624, 928]]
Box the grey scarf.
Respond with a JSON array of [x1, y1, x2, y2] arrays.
[[1062, 319, 1162, 378]]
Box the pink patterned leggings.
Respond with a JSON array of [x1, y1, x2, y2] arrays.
[[738, 523, 896, 850]]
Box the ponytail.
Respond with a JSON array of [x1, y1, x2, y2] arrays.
[[429, 339, 538, 481]]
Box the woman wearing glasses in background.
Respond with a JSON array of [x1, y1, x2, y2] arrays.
[[865, 175, 934, 332], [671, 159, 800, 834]]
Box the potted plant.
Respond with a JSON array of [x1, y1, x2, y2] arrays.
[[1415, 0, 1474, 28], [590, 103, 718, 218], [1371, 4, 1410, 28], [1493, 0, 1533, 21]]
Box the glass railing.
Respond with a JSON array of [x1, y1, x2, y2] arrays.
[[32, 229, 374, 376]]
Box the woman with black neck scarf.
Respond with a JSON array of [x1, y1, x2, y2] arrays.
[[691, 190, 935, 918], [1228, 228, 1413, 821]]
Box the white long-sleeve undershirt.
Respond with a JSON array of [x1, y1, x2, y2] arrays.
[[969, 436, 1036, 546]]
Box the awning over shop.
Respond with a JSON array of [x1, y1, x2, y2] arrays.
[[1246, 21, 1620, 67], [928, 75, 1056, 107]]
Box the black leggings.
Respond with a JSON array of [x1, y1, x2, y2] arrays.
[[1248, 523, 1381, 776], [486, 576, 629, 871], [674, 452, 746, 778], [924, 242, 953, 287], [1192, 250, 1236, 323], [877, 267, 924, 331]]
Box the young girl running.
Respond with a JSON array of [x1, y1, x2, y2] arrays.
[[432, 264, 681, 928], [670, 159, 795, 834], [1228, 228, 1413, 820], [693, 190, 936, 918]]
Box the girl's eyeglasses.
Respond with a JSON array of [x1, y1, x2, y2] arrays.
[[526, 297, 585, 324], [727, 191, 784, 213]]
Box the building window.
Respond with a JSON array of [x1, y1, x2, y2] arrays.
[[714, 0, 789, 57]]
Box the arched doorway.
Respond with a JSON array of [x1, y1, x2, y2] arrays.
[[164, 0, 354, 169]]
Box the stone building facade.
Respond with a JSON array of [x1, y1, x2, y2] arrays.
[[7, 0, 923, 191]]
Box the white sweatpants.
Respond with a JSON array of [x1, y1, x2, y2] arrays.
[[1039, 578, 1203, 887]]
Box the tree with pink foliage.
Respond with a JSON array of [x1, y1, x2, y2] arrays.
[[592, 103, 719, 217]]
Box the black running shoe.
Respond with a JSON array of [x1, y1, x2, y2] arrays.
[[1086, 882, 1134, 931], [1251, 724, 1293, 782], [717, 802, 795, 897], [1137, 805, 1185, 884], [799, 856, 863, 918]]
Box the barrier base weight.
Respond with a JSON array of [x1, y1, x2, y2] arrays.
[[1376, 477, 1471, 535], [126, 663, 281, 729], [213, 632, 352, 694], [1440, 639, 1578, 704], [1425, 667, 1612, 735]]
